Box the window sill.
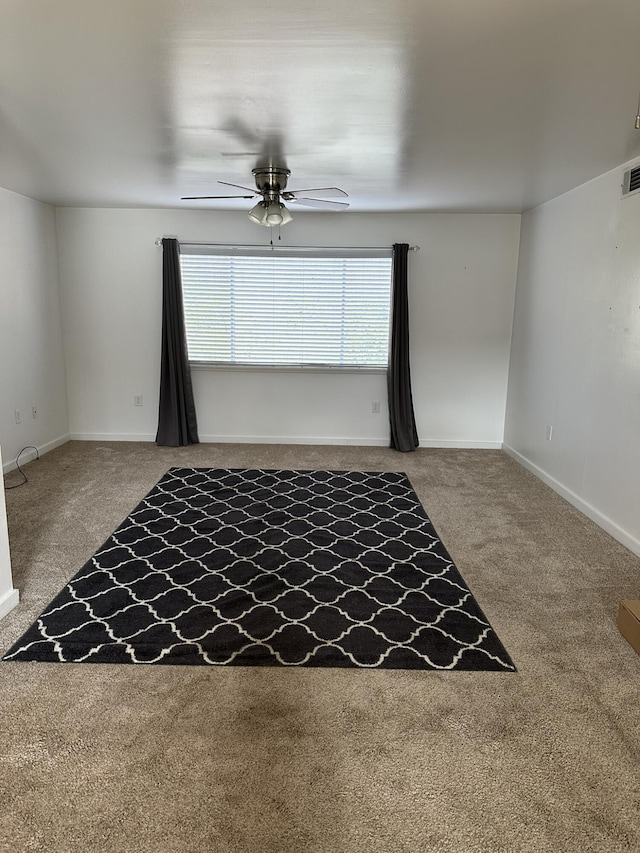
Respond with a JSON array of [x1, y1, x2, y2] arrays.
[[189, 362, 387, 375]]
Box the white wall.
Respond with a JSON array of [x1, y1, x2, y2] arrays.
[[504, 161, 640, 556], [0, 186, 69, 471], [0, 444, 19, 619], [56, 208, 520, 447], [0, 186, 66, 619]]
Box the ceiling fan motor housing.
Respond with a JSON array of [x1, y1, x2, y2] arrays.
[[253, 167, 290, 202]]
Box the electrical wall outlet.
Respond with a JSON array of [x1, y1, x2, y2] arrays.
[[371, 401, 381, 414], [546, 425, 553, 441], [134, 395, 143, 407], [14, 409, 21, 425]]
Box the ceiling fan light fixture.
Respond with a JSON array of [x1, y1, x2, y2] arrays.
[[248, 200, 293, 227], [265, 204, 283, 226], [265, 201, 292, 226], [247, 201, 269, 226]]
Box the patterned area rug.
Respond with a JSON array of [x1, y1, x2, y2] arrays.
[[3, 468, 515, 670]]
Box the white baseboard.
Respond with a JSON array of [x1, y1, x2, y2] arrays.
[[2, 433, 71, 474], [70, 432, 387, 446], [205, 436, 503, 449], [70, 432, 503, 449], [69, 433, 157, 442], [197, 434, 390, 446], [418, 439, 503, 450], [0, 587, 19, 620], [503, 444, 640, 558]]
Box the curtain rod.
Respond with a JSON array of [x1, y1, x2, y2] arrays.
[[154, 239, 420, 251]]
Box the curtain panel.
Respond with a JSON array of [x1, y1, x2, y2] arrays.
[[388, 243, 419, 452], [156, 238, 199, 447]]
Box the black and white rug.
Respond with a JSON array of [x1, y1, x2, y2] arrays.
[[3, 468, 515, 670]]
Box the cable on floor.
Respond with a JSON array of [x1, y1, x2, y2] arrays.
[[4, 446, 40, 490]]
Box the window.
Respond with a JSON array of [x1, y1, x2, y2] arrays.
[[179, 247, 392, 370]]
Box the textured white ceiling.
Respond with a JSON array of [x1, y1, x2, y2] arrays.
[[1, 0, 640, 212]]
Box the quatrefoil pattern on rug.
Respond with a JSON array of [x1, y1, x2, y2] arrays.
[[3, 468, 515, 670]]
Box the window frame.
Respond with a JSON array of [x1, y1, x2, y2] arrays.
[[179, 245, 393, 373]]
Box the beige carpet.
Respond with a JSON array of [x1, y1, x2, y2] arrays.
[[1, 441, 639, 853]]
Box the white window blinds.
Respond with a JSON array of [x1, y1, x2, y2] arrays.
[[179, 248, 392, 369]]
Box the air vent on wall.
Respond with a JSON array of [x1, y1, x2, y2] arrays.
[[622, 164, 640, 196]]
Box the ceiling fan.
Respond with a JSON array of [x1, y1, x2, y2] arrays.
[[181, 167, 349, 227]]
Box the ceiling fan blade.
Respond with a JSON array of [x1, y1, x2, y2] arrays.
[[288, 197, 350, 210], [217, 180, 258, 193], [181, 194, 256, 200], [285, 187, 348, 199]]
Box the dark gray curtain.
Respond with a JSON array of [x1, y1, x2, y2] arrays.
[[155, 238, 199, 446], [388, 243, 419, 452]]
